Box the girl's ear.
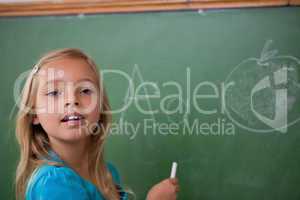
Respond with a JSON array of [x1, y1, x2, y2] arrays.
[[32, 114, 40, 125]]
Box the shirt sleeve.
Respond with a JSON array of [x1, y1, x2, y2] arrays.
[[27, 166, 89, 200], [106, 163, 128, 200], [106, 162, 121, 185]]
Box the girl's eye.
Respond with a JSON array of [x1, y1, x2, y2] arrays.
[[46, 90, 61, 96], [81, 88, 93, 95]]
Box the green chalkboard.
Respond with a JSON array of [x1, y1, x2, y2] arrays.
[[1, 6, 300, 200]]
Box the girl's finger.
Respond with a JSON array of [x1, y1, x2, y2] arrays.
[[169, 178, 178, 185]]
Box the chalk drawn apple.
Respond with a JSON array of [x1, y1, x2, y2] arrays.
[[224, 40, 300, 133]]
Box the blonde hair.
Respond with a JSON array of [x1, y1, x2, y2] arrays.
[[14, 48, 121, 200]]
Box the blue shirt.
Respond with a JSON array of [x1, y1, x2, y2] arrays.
[[25, 150, 128, 200]]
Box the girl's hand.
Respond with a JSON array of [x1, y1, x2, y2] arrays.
[[146, 178, 180, 200]]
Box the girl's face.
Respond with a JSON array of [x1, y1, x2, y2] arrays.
[[33, 58, 101, 143]]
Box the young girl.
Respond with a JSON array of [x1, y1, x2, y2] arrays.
[[14, 48, 179, 200]]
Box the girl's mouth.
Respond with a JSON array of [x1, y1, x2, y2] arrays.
[[61, 113, 84, 122]]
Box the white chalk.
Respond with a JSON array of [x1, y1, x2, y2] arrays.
[[170, 162, 178, 178]]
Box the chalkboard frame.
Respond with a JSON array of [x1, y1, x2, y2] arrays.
[[0, 0, 298, 17]]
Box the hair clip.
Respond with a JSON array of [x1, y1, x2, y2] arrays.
[[32, 64, 39, 75]]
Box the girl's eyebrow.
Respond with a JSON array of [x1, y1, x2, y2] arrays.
[[42, 78, 96, 88]]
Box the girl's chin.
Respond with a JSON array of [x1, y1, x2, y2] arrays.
[[58, 129, 91, 142]]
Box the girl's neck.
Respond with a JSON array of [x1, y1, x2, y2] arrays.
[[49, 137, 91, 180]]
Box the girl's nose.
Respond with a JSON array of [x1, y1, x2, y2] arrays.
[[65, 101, 79, 107], [64, 89, 79, 107]]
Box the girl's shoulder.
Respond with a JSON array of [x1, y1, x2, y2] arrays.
[[29, 163, 76, 182], [25, 162, 122, 200], [25, 164, 88, 200]]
